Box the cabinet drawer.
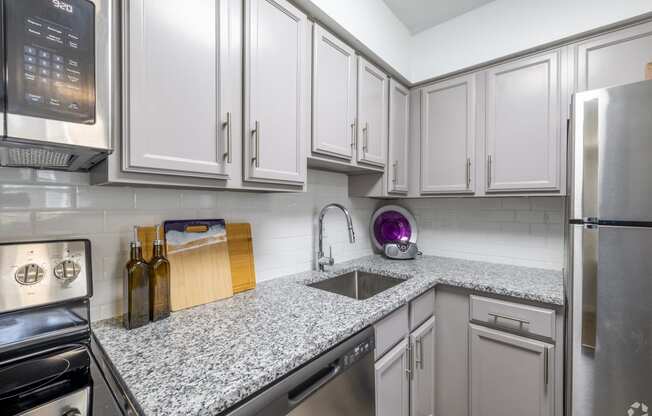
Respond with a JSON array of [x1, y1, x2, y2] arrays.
[[469, 295, 556, 339], [410, 288, 435, 331], [375, 304, 409, 360]]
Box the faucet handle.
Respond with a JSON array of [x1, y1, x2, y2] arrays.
[[328, 246, 334, 265]]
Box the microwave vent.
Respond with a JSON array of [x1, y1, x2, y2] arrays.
[[0, 147, 74, 169]]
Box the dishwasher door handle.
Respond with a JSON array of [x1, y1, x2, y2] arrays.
[[287, 362, 341, 406]]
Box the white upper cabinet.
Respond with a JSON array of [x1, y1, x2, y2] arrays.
[[485, 50, 562, 192], [388, 79, 410, 194], [244, 0, 309, 185], [420, 74, 476, 194], [357, 57, 388, 167], [576, 21, 652, 92], [312, 24, 357, 160], [125, 0, 231, 179]]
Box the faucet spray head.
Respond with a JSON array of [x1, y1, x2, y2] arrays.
[[348, 227, 356, 243]]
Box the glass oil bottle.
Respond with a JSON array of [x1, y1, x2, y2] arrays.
[[124, 226, 150, 329], [149, 225, 171, 321]]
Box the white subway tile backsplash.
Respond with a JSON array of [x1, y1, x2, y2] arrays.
[[501, 197, 532, 210], [34, 170, 89, 185], [516, 211, 546, 224], [0, 211, 33, 239], [77, 186, 135, 210], [402, 196, 564, 271], [180, 191, 220, 209], [104, 209, 185, 234], [0, 167, 565, 320], [1, 185, 75, 210], [34, 211, 104, 236], [135, 188, 182, 210], [530, 197, 564, 211]]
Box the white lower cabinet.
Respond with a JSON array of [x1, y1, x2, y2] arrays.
[[410, 317, 436, 416], [469, 324, 555, 416], [375, 291, 436, 416], [375, 339, 410, 416]]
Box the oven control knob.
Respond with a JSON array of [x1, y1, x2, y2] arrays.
[[15, 264, 45, 285], [54, 260, 81, 281], [62, 409, 82, 416]]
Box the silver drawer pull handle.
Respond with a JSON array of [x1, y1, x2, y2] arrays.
[[543, 348, 549, 387], [405, 342, 412, 379], [488, 312, 530, 329], [362, 122, 369, 153], [487, 155, 492, 188], [251, 121, 260, 168], [351, 119, 356, 149], [415, 338, 423, 369], [393, 160, 398, 184], [223, 112, 232, 163], [466, 157, 471, 189]]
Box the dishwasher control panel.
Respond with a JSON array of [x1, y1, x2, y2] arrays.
[[341, 337, 374, 369]]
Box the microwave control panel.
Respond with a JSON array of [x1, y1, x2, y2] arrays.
[[5, 0, 96, 124]]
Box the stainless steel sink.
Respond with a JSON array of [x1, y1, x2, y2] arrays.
[[308, 270, 404, 300]]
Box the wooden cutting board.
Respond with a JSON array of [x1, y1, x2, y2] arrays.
[[226, 223, 256, 293], [136, 225, 162, 262], [646, 63, 652, 80], [164, 220, 233, 311]]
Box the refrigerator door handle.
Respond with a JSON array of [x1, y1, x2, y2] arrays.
[[581, 226, 598, 350], [572, 95, 600, 221]]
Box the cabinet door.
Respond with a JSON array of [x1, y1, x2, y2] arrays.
[[125, 0, 230, 178], [420, 74, 476, 194], [388, 79, 410, 194], [576, 21, 652, 92], [470, 324, 554, 416], [411, 316, 436, 416], [312, 24, 356, 160], [244, 0, 308, 184], [485, 51, 561, 192], [358, 57, 388, 167], [375, 339, 409, 416]]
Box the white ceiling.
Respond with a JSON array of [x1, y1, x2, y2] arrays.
[[383, 0, 496, 35]]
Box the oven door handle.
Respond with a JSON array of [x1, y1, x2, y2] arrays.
[[287, 360, 341, 406]]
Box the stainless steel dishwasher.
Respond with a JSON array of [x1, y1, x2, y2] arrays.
[[226, 327, 375, 416]]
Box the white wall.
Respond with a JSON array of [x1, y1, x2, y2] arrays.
[[410, 0, 652, 82], [0, 168, 377, 321], [302, 0, 412, 77]]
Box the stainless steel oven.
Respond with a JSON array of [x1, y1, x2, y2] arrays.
[[0, 239, 125, 415], [0, 0, 114, 171]]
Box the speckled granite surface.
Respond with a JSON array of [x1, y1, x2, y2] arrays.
[[92, 255, 563, 416]]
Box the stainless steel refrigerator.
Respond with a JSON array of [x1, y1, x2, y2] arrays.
[[568, 79, 652, 416]]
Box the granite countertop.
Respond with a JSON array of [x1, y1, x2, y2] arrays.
[[92, 255, 563, 416]]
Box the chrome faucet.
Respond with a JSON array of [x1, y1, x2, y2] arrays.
[[317, 203, 356, 271]]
